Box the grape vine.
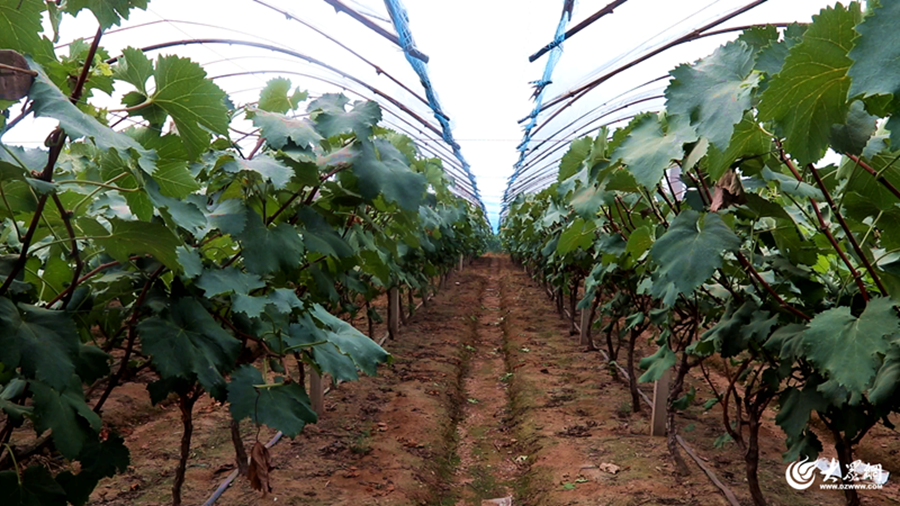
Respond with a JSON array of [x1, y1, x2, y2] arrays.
[[502, 3, 900, 506], [0, 1, 491, 504]]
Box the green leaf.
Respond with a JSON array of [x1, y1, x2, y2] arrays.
[[556, 217, 596, 255], [237, 212, 304, 275], [223, 156, 293, 189], [310, 304, 390, 376], [0, 1, 54, 65], [251, 109, 322, 150], [638, 343, 676, 383], [776, 382, 828, 441], [227, 364, 317, 438], [27, 61, 157, 172], [31, 376, 102, 459], [625, 225, 654, 259], [649, 210, 740, 306], [196, 268, 265, 297], [0, 465, 68, 506], [176, 246, 203, 279], [558, 137, 591, 181], [296, 207, 354, 258], [706, 114, 771, 181], [313, 98, 381, 139], [848, 0, 900, 106], [755, 23, 807, 76], [352, 140, 426, 211], [114, 47, 153, 94], [840, 150, 900, 210], [232, 288, 302, 318], [0, 299, 79, 391], [150, 55, 230, 159], [699, 301, 759, 358], [138, 297, 240, 400], [91, 218, 182, 272], [801, 297, 899, 397], [56, 435, 130, 506], [666, 41, 761, 150], [257, 78, 307, 114], [765, 323, 809, 362], [829, 100, 877, 156], [65, 0, 148, 29], [761, 167, 824, 200], [869, 346, 900, 405], [612, 114, 697, 189], [74, 345, 110, 385], [570, 185, 610, 218], [757, 3, 862, 165]]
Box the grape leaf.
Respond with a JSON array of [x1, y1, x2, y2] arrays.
[[196, 268, 265, 297], [56, 435, 130, 506], [649, 210, 739, 306], [666, 41, 761, 150], [31, 376, 102, 459], [27, 61, 157, 172], [138, 297, 240, 400], [868, 346, 900, 405], [0, 465, 67, 506], [296, 207, 354, 258], [848, 0, 900, 100], [757, 3, 862, 165], [0, 0, 54, 65], [612, 114, 697, 189], [556, 217, 596, 255], [558, 137, 591, 181], [150, 55, 230, 159], [625, 225, 654, 259], [65, 0, 148, 29], [232, 289, 303, 318], [114, 47, 153, 94], [237, 212, 304, 275], [638, 343, 676, 383], [706, 113, 771, 181], [222, 155, 293, 190], [227, 364, 317, 438], [313, 98, 381, 139], [776, 382, 828, 441], [90, 218, 182, 272], [801, 297, 899, 396], [310, 304, 390, 376], [258, 77, 307, 114], [252, 109, 322, 150], [0, 298, 79, 391], [352, 139, 426, 212]]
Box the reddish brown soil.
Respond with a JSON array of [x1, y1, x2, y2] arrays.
[[21, 254, 894, 506]]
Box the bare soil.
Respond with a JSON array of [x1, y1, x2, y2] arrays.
[[59, 255, 899, 505]]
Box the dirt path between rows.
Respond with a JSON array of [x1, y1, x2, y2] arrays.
[[85, 255, 898, 506], [451, 255, 518, 505]]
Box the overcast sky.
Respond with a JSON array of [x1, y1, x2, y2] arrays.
[[4, 0, 843, 229]]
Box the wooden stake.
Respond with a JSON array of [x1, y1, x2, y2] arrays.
[[651, 368, 672, 437]]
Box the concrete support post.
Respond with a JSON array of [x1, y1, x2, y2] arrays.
[[310, 370, 324, 416], [579, 306, 592, 345], [651, 368, 673, 437], [388, 286, 400, 340]]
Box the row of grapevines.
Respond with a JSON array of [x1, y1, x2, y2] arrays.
[[502, 2, 900, 505], [0, 1, 492, 504]]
